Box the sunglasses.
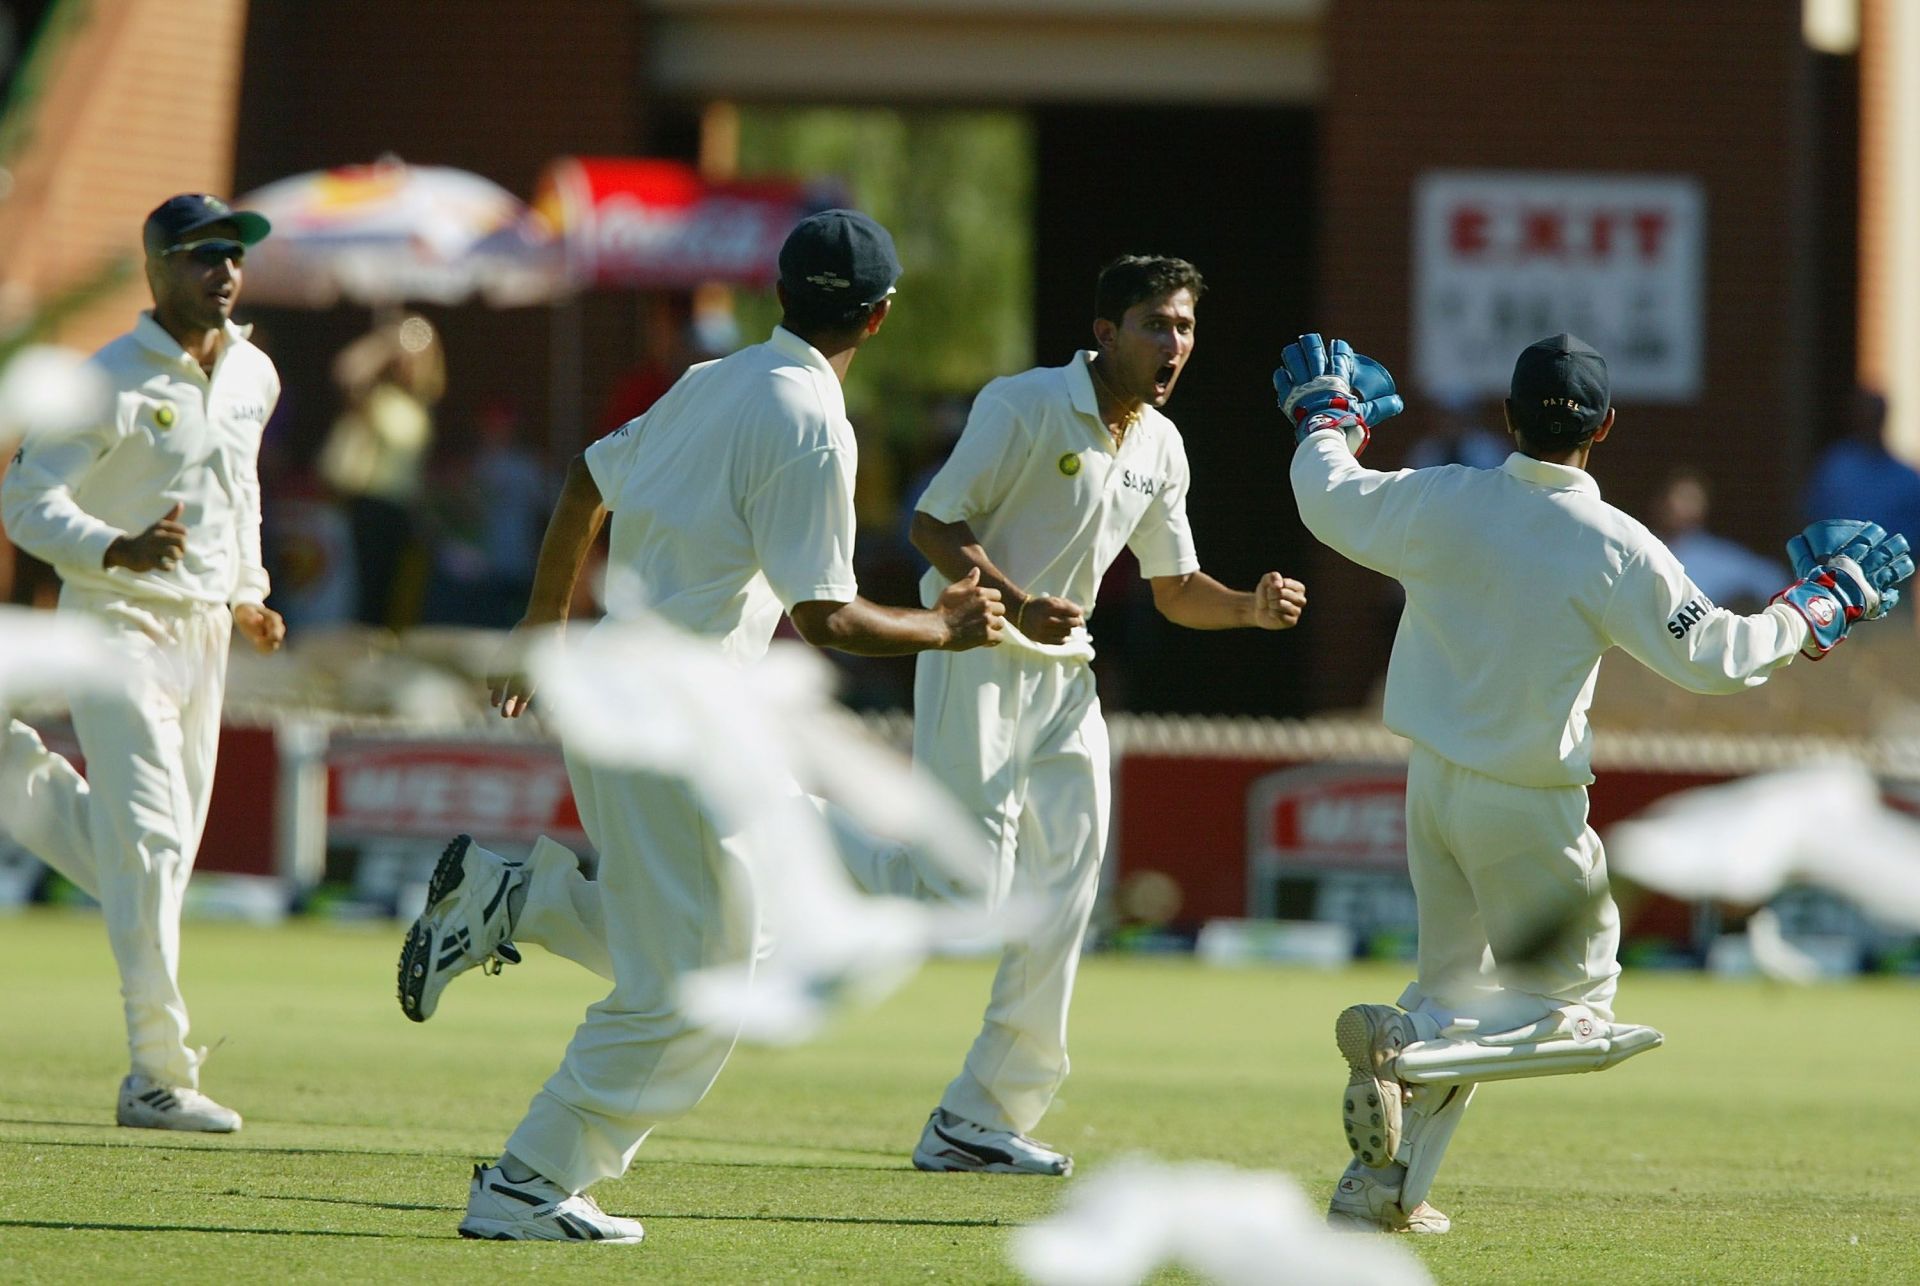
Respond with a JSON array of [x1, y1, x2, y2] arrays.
[[161, 238, 246, 267]]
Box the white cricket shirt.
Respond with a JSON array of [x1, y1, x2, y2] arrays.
[[1291, 432, 1808, 788], [2, 313, 277, 608], [915, 352, 1200, 659], [583, 326, 859, 665]]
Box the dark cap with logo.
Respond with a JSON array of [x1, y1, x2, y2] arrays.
[[142, 193, 272, 257], [778, 208, 901, 307], [1508, 333, 1610, 441]]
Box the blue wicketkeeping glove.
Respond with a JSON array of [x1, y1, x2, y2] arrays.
[[1786, 519, 1914, 619], [1772, 531, 1914, 657], [1273, 334, 1404, 456]]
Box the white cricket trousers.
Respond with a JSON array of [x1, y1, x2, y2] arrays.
[[1399, 745, 1622, 1033], [0, 588, 230, 1087], [503, 746, 757, 1195], [914, 644, 1109, 1136]]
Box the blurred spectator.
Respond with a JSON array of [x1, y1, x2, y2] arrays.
[[1403, 387, 1509, 471], [422, 398, 555, 627], [1802, 388, 1920, 544], [317, 314, 444, 628], [1649, 466, 1786, 612], [263, 470, 358, 630]]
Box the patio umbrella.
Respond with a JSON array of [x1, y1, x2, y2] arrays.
[[236, 157, 567, 309]]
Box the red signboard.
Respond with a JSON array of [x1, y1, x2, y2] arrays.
[[534, 156, 835, 290], [1251, 764, 1410, 874], [325, 738, 586, 846]]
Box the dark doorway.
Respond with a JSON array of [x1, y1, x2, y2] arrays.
[[1032, 104, 1318, 717]]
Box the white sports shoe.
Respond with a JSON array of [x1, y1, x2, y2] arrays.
[[911, 1108, 1073, 1175], [458, 1164, 645, 1244], [1336, 1003, 1416, 1167], [1326, 1163, 1449, 1234], [116, 1074, 243, 1133], [398, 835, 525, 1022]]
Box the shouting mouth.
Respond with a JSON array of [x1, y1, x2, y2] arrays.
[[1152, 362, 1177, 397]]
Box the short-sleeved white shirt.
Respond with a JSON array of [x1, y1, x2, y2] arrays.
[[1291, 433, 1808, 787], [915, 352, 1200, 659], [583, 326, 859, 665]]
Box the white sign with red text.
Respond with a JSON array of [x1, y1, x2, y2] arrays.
[[1413, 171, 1705, 401], [326, 738, 587, 846]]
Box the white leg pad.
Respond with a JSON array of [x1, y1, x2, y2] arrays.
[[1394, 1007, 1664, 1087], [1399, 1082, 1474, 1211]]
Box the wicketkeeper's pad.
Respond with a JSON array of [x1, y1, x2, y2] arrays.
[[1392, 1006, 1664, 1087]]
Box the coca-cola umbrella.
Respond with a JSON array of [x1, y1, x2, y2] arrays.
[[237, 157, 566, 308]]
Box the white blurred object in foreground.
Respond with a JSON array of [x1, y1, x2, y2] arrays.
[[0, 606, 123, 709], [1012, 1156, 1432, 1286], [1607, 761, 1920, 930], [527, 618, 1006, 1043], [0, 344, 110, 442]]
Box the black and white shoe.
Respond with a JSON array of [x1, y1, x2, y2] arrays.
[[911, 1107, 1072, 1175], [397, 835, 525, 1023], [115, 1074, 242, 1133], [458, 1164, 644, 1244]]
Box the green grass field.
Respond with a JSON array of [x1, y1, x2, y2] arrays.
[[4, 909, 1917, 1284]]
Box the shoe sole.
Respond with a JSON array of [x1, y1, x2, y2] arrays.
[[458, 1219, 643, 1244], [397, 835, 474, 1023], [911, 1151, 1072, 1176], [1336, 1005, 1409, 1168], [116, 1113, 241, 1133], [1325, 1207, 1450, 1235]]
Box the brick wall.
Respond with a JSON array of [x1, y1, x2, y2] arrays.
[[1308, 0, 1820, 708]]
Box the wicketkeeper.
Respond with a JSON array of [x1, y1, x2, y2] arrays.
[[1278, 331, 1913, 1233]]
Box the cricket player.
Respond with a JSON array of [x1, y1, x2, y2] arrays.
[[402, 210, 1006, 1244], [904, 256, 1307, 1176], [0, 193, 286, 1132], [1278, 331, 1913, 1232]]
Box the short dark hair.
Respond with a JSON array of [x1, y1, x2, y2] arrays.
[[781, 294, 884, 339], [1094, 256, 1205, 325]]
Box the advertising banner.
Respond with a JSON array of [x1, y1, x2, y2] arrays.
[[325, 736, 586, 847], [535, 156, 832, 290]]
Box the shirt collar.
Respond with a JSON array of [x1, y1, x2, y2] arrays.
[[767, 325, 847, 419], [131, 311, 252, 367], [1066, 351, 1103, 421], [768, 326, 839, 381], [1499, 451, 1601, 497]]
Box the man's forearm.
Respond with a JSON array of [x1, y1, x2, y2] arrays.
[[521, 458, 606, 625], [796, 596, 951, 656], [911, 513, 1025, 607], [1156, 572, 1254, 629]]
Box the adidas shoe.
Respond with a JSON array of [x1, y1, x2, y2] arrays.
[[911, 1108, 1073, 1176], [458, 1163, 644, 1244], [1326, 1162, 1449, 1234], [398, 835, 525, 1022], [1335, 1003, 1416, 1167], [116, 1074, 243, 1133]]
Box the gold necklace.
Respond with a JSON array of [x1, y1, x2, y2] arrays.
[[1089, 358, 1143, 445]]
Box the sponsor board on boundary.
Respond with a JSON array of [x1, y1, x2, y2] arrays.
[[1244, 763, 1412, 923], [326, 737, 586, 846]]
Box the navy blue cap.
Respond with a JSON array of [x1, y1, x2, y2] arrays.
[[1508, 333, 1610, 440], [778, 208, 901, 307], [142, 193, 271, 257]]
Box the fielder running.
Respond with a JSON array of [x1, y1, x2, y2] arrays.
[[0, 193, 286, 1132], [398, 210, 1005, 1244], [1278, 331, 1913, 1232], [903, 256, 1306, 1175]]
